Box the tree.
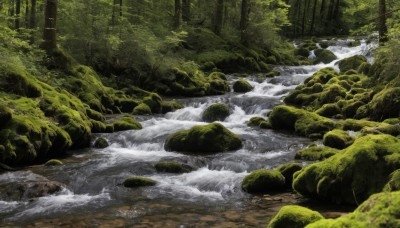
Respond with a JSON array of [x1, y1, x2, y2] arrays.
[[182, 0, 191, 22], [29, 0, 36, 43], [15, 0, 20, 29], [42, 0, 57, 52], [174, 0, 182, 29], [213, 0, 224, 35], [379, 0, 388, 43], [240, 0, 250, 45]]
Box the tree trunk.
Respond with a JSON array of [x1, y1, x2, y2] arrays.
[[29, 0, 36, 43], [309, 0, 318, 35], [333, 0, 340, 20], [182, 0, 190, 22], [174, 0, 182, 29], [25, 0, 29, 28], [213, 0, 224, 35], [240, 0, 250, 46], [42, 0, 57, 52], [15, 0, 20, 29], [379, 0, 388, 43], [112, 0, 117, 26], [119, 0, 122, 17], [301, 0, 309, 36]]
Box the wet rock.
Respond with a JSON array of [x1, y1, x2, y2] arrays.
[[233, 79, 253, 93], [154, 162, 193, 173], [247, 116, 271, 129], [275, 163, 302, 188], [323, 129, 355, 149], [268, 205, 324, 228], [94, 137, 109, 149], [45, 159, 63, 166], [202, 104, 230, 122], [112, 116, 142, 132], [132, 103, 152, 115], [123, 177, 156, 188], [314, 49, 337, 64], [337, 55, 367, 73], [241, 170, 285, 193]]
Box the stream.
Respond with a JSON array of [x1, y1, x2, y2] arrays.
[[0, 39, 376, 227]]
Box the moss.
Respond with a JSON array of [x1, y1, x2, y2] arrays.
[[105, 124, 114, 133], [113, 116, 142, 132], [307, 191, 400, 227], [241, 170, 286, 193], [314, 49, 337, 64], [154, 162, 193, 173], [294, 48, 310, 58], [247, 116, 271, 129], [117, 98, 140, 113], [161, 101, 184, 114], [143, 93, 162, 114], [315, 104, 341, 118], [323, 129, 355, 149], [269, 105, 336, 138], [340, 119, 388, 131], [94, 137, 109, 149], [202, 104, 230, 122], [0, 64, 42, 98], [369, 88, 400, 121], [295, 146, 339, 161], [338, 55, 367, 73], [45, 159, 63, 166], [90, 120, 107, 133], [361, 125, 400, 137], [349, 40, 361, 47], [86, 108, 105, 122], [123, 177, 156, 188], [164, 123, 242, 153], [132, 103, 152, 115], [0, 105, 12, 127], [358, 62, 371, 75], [293, 134, 400, 205], [233, 79, 253, 93], [383, 170, 400, 191], [275, 163, 302, 188], [342, 100, 365, 119], [268, 205, 324, 228]]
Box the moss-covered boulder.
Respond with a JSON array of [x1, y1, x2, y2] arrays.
[[143, 93, 162, 114], [293, 134, 400, 205], [161, 101, 184, 114], [202, 104, 230, 122], [123, 177, 156, 188], [340, 118, 388, 131], [268, 205, 324, 228], [45, 159, 63, 166], [233, 79, 253, 93], [269, 105, 336, 138], [94, 137, 109, 149], [383, 170, 400, 192], [314, 49, 337, 64], [164, 123, 242, 153], [295, 146, 339, 161], [241, 170, 285, 193], [275, 163, 302, 188], [154, 162, 193, 173], [294, 48, 310, 58], [323, 129, 355, 149], [338, 55, 367, 73], [315, 104, 341, 118], [307, 191, 400, 227], [247, 116, 271, 129], [132, 103, 152, 115], [0, 105, 12, 127], [369, 88, 400, 121], [113, 116, 142, 132]]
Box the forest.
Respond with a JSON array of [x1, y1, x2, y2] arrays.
[[1, 0, 400, 226]]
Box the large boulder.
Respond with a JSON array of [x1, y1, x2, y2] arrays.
[[323, 129, 355, 149], [369, 88, 400, 121], [202, 104, 230, 122], [314, 49, 337, 64], [293, 134, 400, 205], [233, 79, 253, 93], [268, 205, 324, 228], [241, 170, 285, 193], [338, 55, 367, 73], [164, 123, 242, 153]]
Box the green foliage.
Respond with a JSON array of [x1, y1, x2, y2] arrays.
[[268, 205, 324, 228]]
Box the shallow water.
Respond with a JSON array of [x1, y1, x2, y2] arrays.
[[0, 38, 375, 227]]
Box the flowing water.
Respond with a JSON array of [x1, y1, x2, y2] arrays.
[[0, 39, 376, 227]]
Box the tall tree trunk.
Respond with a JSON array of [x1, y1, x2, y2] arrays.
[[301, 0, 309, 36], [240, 0, 250, 46], [42, 0, 57, 52], [292, 0, 301, 37], [8, 0, 14, 28], [29, 0, 36, 43], [173, 0, 182, 29], [119, 0, 122, 16], [182, 0, 190, 22], [309, 0, 318, 35], [333, 0, 340, 20], [15, 0, 20, 29], [379, 0, 388, 43], [112, 0, 117, 26], [25, 0, 29, 28], [213, 0, 224, 35]]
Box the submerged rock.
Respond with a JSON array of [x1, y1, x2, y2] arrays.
[[154, 162, 193, 173], [314, 49, 337, 64], [233, 79, 253, 93], [268, 205, 324, 228], [164, 123, 242, 153], [132, 103, 152, 115], [202, 104, 230, 122], [247, 116, 271, 129], [241, 170, 285, 193], [123, 177, 156, 188]]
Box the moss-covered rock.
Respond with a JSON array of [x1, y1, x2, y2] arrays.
[[369, 88, 400, 121], [233, 79, 253, 93], [247, 116, 271, 129], [323, 129, 355, 149], [0, 105, 12, 127], [241, 170, 286, 193], [293, 134, 400, 205], [383, 170, 400, 192], [123, 177, 156, 188], [161, 101, 184, 114], [315, 104, 341, 118], [164, 123, 242, 153], [132, 103, 152, 115], [45, 159, 63, 166], [112, 116, 142, 132], [295, 146, 339, 161], [314, 49, 337, 64], [202, 104, 230, 122], [143, 93, 162, 114], [275, 163, 302, 188], [338, 55, 367, 73], [94, 137, 109, 149], [294, 48, 310, 58], [154, 162, 193, 173], [268, 205, 324, 228], [340, 119, 388, 131], [307, 191, 400, 227], [269, 105, 336, 138]]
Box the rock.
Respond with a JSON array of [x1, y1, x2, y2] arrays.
[[247, 116, 271, 129], [383, 169, 400, 192], [293, 134, 400, 205], [307, 191, 400, 227], [241, 170, 285, 193], [295, 146, 339, 161], [294, 48, 310, 58], [369, 88, 400, 121], [45, 159, 63, 166], [338, 55, 367, 73], [315, 103, 341, 118], [233, 79, 253, 93], [0, 105, 12, 127], [267, 205, 324, 228], [202, 104, 230, 122], [164, 123, 242, 153], [314, 49, 337, 64], [112, 116, 142, 132], [275, 163, 302, 188], [161, 101, 184, 114], [132, 103, 152, 115], [94, 137, 109, 148], [142, 93, 162, 114], [154, 162, 193, 173], [123, 177, 156, 188], [323, 129, 355, 149]]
